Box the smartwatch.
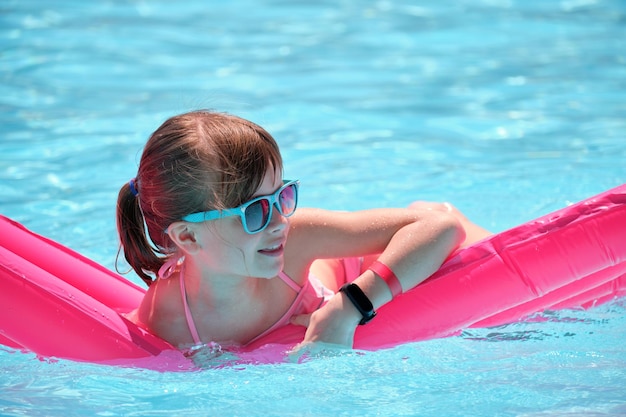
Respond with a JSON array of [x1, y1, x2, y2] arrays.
[[339, 283, 377, 325]]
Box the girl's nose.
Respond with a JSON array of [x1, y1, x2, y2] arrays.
[[268, 204, 288, 232]]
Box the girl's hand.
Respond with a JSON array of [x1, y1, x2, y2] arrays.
[[290, 291, 361, 348]]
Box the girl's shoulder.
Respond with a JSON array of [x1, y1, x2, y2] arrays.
[[136, 277, 193, 346]]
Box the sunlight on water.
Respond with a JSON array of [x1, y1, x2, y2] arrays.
[[1, 0, 625, 416]]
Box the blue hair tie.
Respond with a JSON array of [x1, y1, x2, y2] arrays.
[[129, 178, 139, 197]]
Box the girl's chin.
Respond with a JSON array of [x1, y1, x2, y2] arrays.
[[252, 259, 284, 279]]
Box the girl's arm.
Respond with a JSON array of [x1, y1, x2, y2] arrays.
[[286, 206, 467, 347]]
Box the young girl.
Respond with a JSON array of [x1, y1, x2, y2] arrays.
[[117, 110, 490, 350]]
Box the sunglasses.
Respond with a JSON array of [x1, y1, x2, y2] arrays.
[[182, 180, 299, 234]]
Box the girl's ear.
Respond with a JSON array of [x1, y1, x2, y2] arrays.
[[167, 222, 202, 254]]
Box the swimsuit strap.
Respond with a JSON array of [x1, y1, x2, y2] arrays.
[[245, 272, 310, 345], [178, 267, 304, 347], [178, 262, 202, 345], [158, 255, 185, 280], [278, 270, 303, 292]]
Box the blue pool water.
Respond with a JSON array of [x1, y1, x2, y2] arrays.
[[1, 0, 625, 415]]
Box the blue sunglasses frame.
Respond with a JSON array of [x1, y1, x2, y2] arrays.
[[182, 180, 299, 234]]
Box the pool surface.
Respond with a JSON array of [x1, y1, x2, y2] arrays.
[[1, 1, 625, 416]]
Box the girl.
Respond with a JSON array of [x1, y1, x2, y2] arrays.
[[117, 110, 490, 350]]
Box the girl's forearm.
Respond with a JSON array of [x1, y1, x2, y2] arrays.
[[352, 212, 464, 310]]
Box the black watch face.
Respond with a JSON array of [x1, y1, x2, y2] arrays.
[[351, 287, 372, 309], [342, 284, 376, 324]]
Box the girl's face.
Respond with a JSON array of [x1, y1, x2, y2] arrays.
[[196, 168, 291, 280]]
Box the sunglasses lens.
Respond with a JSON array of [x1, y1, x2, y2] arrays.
[[242, 182, 298, 233], [244, 198, 271, 233], [278, 184, 297, 216]]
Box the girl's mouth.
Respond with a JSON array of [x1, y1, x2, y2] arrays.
[[258, 244, 284, 256]]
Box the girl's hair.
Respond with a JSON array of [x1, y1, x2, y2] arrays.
[[116, 110, 283, 285]]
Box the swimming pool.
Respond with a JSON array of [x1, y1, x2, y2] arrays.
[[1, 0, 625, 415]]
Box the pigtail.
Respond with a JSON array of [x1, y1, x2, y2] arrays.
[[115, 181, 163, 286]]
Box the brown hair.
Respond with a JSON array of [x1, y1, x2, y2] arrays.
[[116, 110, 283, 285]]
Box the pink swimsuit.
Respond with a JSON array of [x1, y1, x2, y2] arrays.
[[159, 256, 362, 347], [179, 268, 335, 346]]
